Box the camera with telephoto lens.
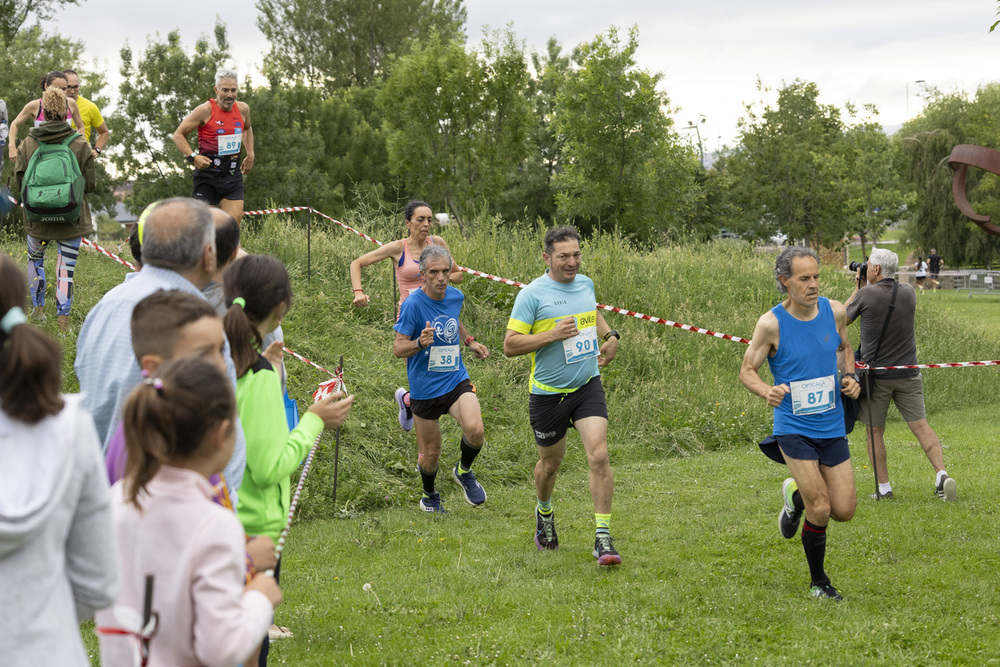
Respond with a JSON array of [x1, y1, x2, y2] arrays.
[[849, 261, 867, 281]]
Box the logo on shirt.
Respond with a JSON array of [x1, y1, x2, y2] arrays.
[[553, 300, 567, 306], [432, 316, 459, 343], [214, 120, 225, 125]]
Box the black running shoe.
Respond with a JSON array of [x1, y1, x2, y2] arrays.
[[935, 474, 957, 501], [779, 477, 803, 539], [810, 581, 843, 601], [534, 508, 558, 551]]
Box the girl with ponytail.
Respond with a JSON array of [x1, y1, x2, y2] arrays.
[[223, 254, 353, 660], [0, 254, 117, 666], [96, 357, 282, 667]]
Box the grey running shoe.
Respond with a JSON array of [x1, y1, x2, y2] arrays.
[[936, 474, 957, 501], [779, 477, 803, 539], [810, 581, 843, 601], [534, 509, 558, 551], [395, 387, 413, 431], [419, 492, 448, 514], [592, 533, 622, 565]]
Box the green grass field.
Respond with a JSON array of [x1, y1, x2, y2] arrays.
[[3, 214, 998, 665]]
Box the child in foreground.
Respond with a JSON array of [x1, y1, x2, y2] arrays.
[[0, 255, 118, 667], [96, 358, 281, 667], [223, 254, 354, 663]]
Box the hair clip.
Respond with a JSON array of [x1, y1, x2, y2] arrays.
[[0, 306, 27, 335], [143, 377, 164, 396], [232, 297, 246, 309]]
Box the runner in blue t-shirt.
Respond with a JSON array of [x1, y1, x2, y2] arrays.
[[393, 245, 490, 514], [740, 246, 861, 601], [503, 226, 623, 566]]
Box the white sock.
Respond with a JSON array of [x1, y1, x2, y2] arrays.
[[878, 482, 892, 495], [936, 470, 948, 486]]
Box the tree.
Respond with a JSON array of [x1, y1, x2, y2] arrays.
[[896, 86, 1000, 266], [109, 23, 232, 211], [256, 0, 466, 87], [552, 26, 696, 241], [830, 110, 911, 259], [377, 29, 532, 229], [0, 0, 83, 46], [726, 79, 845, 250], [493, 37, 569, 224]]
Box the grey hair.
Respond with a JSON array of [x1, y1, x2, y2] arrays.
[[141, 198, 215, 272], [867, 248, 898, 278], [418, 244, 453, 273], [215, 68, 238, 86], [774, 246, 819, 294]]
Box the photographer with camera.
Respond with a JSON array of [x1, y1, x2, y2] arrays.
[[845, 248, 957, 502]]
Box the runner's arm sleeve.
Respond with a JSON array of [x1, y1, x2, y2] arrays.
[[239, 368, 323, 488], [506, 288, 537, 334]]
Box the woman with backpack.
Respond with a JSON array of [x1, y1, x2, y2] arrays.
[[13, 86, 94, 330]]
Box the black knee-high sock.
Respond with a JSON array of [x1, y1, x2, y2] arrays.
[[420, 467, 437, 496], [801, 518, 828, 585], [459, 436, 481, 471]]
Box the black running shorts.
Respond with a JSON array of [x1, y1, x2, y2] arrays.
[[528, 375, 608, 447], [192, 168, 244, 205], [410, 379, 475, 421]]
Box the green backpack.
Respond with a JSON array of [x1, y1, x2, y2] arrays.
[[21, 134, 85, 223]]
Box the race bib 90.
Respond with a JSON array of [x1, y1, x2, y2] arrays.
[[789, 375, 836, 416], [562, 312, 598, 364]]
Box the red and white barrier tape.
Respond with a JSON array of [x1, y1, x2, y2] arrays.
[[80, 207, 1000, 374], [81, 238, 136, 271], [859, 360, 1000, 371], [244, 207, 754, 344]]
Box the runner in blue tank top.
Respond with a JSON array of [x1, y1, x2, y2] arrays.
[[740, 246, 861, 601]]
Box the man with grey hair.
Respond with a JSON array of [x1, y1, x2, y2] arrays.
[[171, 67, 254, 221], [741, 246, 860, 600], [76, 197, 247, 506], [393, 244, 490, 514], [845, 247, 956, 501]]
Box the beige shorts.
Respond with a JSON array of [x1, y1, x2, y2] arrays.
[[859, 374, 926, 427]]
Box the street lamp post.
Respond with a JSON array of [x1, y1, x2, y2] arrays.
[[686, 114, 707, 169], [906, 79, 926, 117]]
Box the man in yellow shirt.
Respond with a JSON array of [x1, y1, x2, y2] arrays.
[[63, 69, 109, 159]]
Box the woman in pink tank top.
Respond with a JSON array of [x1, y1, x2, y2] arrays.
[[349, 200, 463, 443], [350, 200, 463, 314]]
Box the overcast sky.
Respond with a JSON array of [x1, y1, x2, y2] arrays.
[[50, 0, 1000, 150]]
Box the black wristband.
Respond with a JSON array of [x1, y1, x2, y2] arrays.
[[603, 329, 620, 341]]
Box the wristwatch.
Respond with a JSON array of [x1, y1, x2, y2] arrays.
[[604, 330, 620, 341], [186, 153, 196, 164], [94, 146, 102, 155]]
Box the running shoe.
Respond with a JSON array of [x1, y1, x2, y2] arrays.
[[810, 581, 843, 601], [395, 387, 413, 431], [935, 474, 958, 501], [779, 477, 803, 539], [534, 508, 559, 551], [419, 492, 448, 514], [868, 490, 895, 500], [452, 462, 487, 506], [592, 533, 622, 565]]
